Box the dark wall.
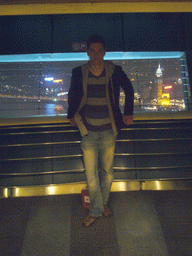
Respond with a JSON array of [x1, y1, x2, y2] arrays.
[[1, 13, 192, 54], [0, 12, 192, 94], [122, 13, 186, 51]]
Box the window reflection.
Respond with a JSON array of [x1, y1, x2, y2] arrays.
[[0, 52, 190, 118]]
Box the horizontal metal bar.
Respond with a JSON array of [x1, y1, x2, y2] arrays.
[[1, 140, 81, 148], [117, 138, 192, 142], [1, 124, 192, 136], [1, 111, 191, 128], [1, 178, 192, 199], [113, 165, 192, 170], [122, 126, 192, 131], [1, 137, 191, 148], [0, 169, 85, 177], [0, 165, 192, 177], [2, 151, 192, 162], [115, 152, 191, 156], [0, 123, 71, 131], [1, 119, 191, 132], [1, 129, 79, 136], [1, 154, 83, 162]]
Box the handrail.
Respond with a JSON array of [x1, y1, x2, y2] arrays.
[[1, 114, 192, 188], [0, 111, 192, 127], [1, 137, 191, 148], [1, 179, 192, 199]]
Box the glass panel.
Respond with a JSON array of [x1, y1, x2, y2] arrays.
[[0, 51, 189, 118]]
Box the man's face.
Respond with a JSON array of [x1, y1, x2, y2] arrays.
[[87, 43, 106, 66]]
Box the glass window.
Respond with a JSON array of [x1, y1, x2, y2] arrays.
[[0, 51, 190, 118]]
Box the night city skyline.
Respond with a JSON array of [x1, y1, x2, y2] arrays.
[[0, 54, 188, 117]]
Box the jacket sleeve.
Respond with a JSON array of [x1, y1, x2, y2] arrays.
[[67, 67, 83, 119], [114, 66, 134, 116], [113, 66, 134, 116]]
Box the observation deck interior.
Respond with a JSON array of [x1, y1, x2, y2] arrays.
[[1, 1, 192, 254]]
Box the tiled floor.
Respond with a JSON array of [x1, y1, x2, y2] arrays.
[[1, 190, 192, 256]]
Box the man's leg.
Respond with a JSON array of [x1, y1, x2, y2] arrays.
[[81, 132, 104, 218], [99, 130, 116, 206]]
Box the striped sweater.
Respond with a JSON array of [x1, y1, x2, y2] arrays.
[[81, 69, 112, 131], [67, 60, 134, 137]]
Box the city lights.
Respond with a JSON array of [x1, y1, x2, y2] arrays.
[[57, 92, 68, 96], [164, 85, 173, 90], [0, 51, 189, 118], [45, 77, 54, 81], [53, 79, 62, 83]]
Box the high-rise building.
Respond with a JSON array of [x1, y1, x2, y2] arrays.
[[156, 63, 163, 106]]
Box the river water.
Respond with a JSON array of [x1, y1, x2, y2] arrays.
[[0, 97, 68, 118]]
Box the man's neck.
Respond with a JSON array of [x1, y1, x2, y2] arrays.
[[90, 62, 104, 70], [89, 65, 104, 76], [89, 62, 105, 76]]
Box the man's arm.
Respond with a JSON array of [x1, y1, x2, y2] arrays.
[[119, 67, 134, 126], [67, 67, 83, 120], [115, 66, 134, 117]]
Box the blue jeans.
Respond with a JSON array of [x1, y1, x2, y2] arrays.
[[81, 130, 116, 217]]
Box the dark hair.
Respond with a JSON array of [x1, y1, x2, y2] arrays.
[[86, 34, 105, 51]]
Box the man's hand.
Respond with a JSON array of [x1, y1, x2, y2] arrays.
[[123, 115, 133, 126], [69, 118, 77, 127]]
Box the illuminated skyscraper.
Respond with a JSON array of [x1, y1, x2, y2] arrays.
[[156, 63, 163, 106]]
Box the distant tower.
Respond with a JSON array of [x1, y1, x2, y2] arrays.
[[156, 63, 163, 106]]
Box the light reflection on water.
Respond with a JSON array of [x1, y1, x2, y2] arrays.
[[0, 97, 186, 118], [42, 103, 65, 116], [0, 98, 67, 117]]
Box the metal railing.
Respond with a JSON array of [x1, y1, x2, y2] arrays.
[[1, 112, 192, 198]]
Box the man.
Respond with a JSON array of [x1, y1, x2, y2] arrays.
[[67, 35, 134, 227]]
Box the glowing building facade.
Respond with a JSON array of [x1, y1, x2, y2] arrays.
[[156, 63, 163, 107]]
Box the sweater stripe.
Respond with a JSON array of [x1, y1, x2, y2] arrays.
[[82, 70, 112, 132]]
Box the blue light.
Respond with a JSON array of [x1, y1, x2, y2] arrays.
[[0, 51, 185, 63]]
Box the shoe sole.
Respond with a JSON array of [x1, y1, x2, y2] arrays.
[[103, 206, 112, 218], [83, 217, 97, 227]]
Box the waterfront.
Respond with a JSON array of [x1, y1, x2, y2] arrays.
[[0, 96, 186, 119], [0, 97, 67, 118]]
